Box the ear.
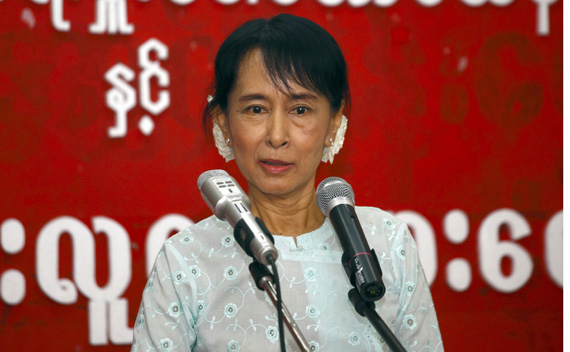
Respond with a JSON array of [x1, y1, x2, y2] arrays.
[[325, 100, 345, 147], [212, 107, 231, 144]]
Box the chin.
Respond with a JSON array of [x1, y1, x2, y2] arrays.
[[257, 177, 316, 198]]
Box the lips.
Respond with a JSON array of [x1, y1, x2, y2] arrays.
[[262, 159, 291, 166], [259, 159, 293, 173]]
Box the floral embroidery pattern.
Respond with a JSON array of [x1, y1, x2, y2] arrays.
[[265, 326, 279, 344], [168, 302, 181, 318], [221, 235, 235, 247], [224, 302, 238, 318], [404, 314, 418, 330], [160, 338, 173, 351], [136, 314, 145, 328], [224, 266, 238, 280], [197, 300, 206, 314], [396, 245, 406, 260], [304, 267, 317, 282], [189, 265, 201, 278], [348, 331, 361, 346], [227, 340, 240, 352], [317, 242, 330, 251], [384, 218, 396, 230], [405, 281, 415, 296], [179, 235, 194, 245], [306, 304, 320, 318], [309, 341, 320, 351], [173, 271, 186, 285], [144, 277, 154, 292]]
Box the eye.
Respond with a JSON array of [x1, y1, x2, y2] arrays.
[[291, 106, 309, 115], [243, 105, 266, 115], [251, 106, 264, 114]]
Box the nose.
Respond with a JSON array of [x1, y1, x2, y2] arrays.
[[266, 112, 289, 148]]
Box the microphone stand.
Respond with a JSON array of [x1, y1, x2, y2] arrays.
[[342, 252, 407, 352], [348, 289, 406, 352], [249, 262, 311, 352]]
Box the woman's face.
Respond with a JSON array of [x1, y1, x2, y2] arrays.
[[215, 49, 343, 199]]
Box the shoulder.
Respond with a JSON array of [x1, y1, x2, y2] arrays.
[[171, 214, 231, 240], [162, 215, 234, 255], [355, 206, 404, 229], [354, 206, 412, 251], [152, 215, 240, 276]]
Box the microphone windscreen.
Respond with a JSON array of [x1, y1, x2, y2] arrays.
[[316, 177, 355, 215], [197, 169, 230, 189]]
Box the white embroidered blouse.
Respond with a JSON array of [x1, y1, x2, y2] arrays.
[[132, 207, 444, 352]]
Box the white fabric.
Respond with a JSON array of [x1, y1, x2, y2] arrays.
[[132, 207, 444, 352]]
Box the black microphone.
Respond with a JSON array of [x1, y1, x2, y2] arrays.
[[316, 177, 385, 302], [197, 170, 278, 266]]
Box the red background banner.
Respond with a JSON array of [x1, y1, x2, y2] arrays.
[[0, 0, 563, 351]]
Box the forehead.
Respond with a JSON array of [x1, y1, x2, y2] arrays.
[[232, 48, 318, 98], [234, 49, 268, 87]]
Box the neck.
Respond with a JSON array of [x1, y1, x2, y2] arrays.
[[248, 186, 325, 239]]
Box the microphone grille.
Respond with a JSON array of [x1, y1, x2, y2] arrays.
[[316, 177, 355, 215], [197, 169, 230, 189]]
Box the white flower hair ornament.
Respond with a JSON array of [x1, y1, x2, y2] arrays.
[[321, 114, 348, 164], [208, 94, 235, 162], [213, 122, 235, 162]]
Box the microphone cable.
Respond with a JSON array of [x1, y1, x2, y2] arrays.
[[267, 253, 286, 352]]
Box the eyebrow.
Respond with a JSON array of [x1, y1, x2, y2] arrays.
[[237, 92, 319, 103], [238, 94, 267, 102], [289, 92, 319, 101]]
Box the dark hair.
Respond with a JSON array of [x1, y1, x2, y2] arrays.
[[202, 14, 350, 132]]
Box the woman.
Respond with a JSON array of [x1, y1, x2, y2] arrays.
[[132, 14, 443, 352]]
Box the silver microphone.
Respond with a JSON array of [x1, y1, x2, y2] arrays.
[[197, 170, 278, 265]]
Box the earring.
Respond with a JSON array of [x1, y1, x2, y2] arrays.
[[213, 122, 235, 162], [225, 138, 231, 146], [321, 115, 348, 164]]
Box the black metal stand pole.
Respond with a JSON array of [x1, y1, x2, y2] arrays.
[[348, 288, 406, 352]]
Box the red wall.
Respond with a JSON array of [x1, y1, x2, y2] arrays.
[[0, 0, 562, 351]]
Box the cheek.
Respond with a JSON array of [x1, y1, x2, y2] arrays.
[[300, 122, 329, 146], [294, 128, 328, 160], [230, 124, 263, 157]]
